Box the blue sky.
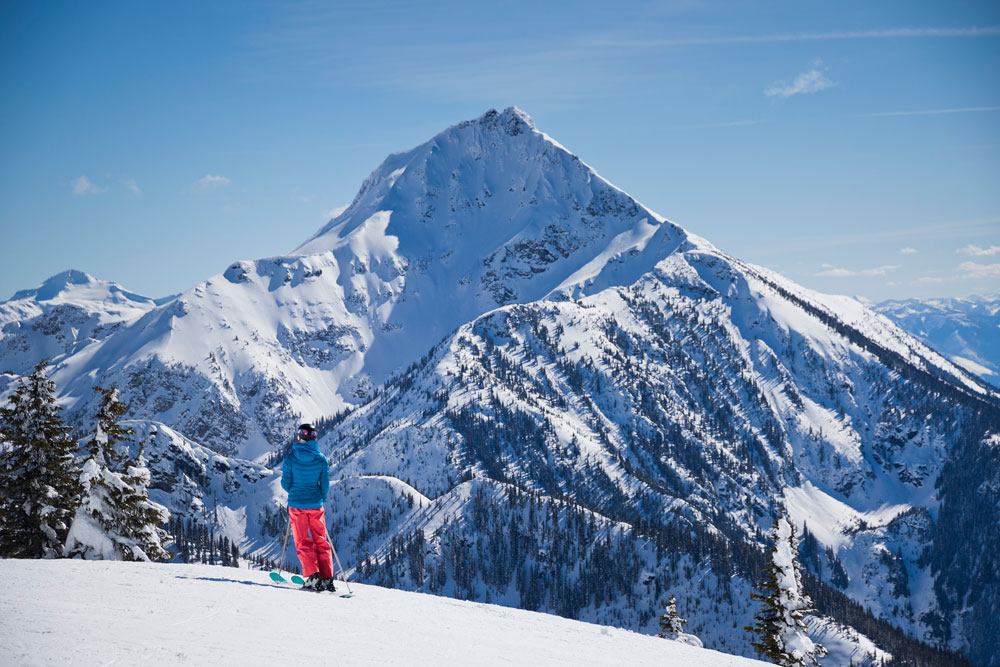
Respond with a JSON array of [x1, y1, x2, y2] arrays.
[[1, 0, 998, 302]]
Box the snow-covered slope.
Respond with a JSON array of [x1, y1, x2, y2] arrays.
[[50, 255, 360, 457], [875, 294, 1000, 387], [0, 559, 770, 667]]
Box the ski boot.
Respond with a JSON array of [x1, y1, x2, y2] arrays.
[[302, 573, 321, 590], [319, 577, 337, 592]]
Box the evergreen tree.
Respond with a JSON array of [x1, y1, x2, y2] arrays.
[[84, 386, 131, 468], [0, 361, 81, 558], [117, 442, 170, 561], [657, 594, 687, 637], [656, 592, 703, 647], [745, 511, 827, 667], [65, 387, 170, 561]]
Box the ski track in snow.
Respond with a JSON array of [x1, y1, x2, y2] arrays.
[[0, 560, 769, 667]]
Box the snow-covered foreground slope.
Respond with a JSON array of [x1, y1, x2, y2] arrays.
[[0, 559, 768, 667]]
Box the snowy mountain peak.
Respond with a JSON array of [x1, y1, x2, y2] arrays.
[[471, 105, 536, 134], [18, 268, 94, 301], [27, 108, 993, 459], [294, 106, 678, 258], [4, 269, 175, 314], [6, 269, 155, 306], [275, 107, 697, 385], [0, 270, 162, 378]]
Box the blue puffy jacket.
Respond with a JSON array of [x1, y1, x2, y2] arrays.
[[280, 440, 330, 509]]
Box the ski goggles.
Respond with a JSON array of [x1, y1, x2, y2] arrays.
[[297, 428, 317, 438]]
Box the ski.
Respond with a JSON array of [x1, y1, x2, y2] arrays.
[[269, 571, 352, 596], [268, 571, 305, 586], [330, 579, 355, 598], [319, 588, 354, 598]]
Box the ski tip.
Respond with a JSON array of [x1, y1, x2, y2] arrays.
[[290, 575, 305, 585], [269, 572, 285, 583]]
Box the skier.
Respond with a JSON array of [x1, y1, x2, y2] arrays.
[[281, 423, 336, 591]]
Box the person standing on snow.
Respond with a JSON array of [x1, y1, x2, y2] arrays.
[[281, 423, 336, 591]]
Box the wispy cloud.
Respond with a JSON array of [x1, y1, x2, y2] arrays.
[[674, 119, 762, 129], [765, 61, 835, 98], [591, 25, 1000, 48], [900, 247, 917, 255], [71, 175, 105, 196], [327, 205, 349, 219], [122, 178, 142, 197], [817, 264, 901, 277], [958, 261, 1000, 279], [918, 261, 1000, 283], [857, 106, 1000, 118], [194, 174, 231, 191], [957, 243, 1000, 256]]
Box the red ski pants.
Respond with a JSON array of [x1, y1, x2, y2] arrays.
[[289, 507, 334, 578]]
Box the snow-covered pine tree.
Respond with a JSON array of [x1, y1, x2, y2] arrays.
[[0, 360, 81, 558], [657, 593, 703, 647], [84, 386, 131, 468], [117, 441, 170, 561], [745, 511, 827, 667], [65, 388, 170, 561], [658, 594, 687, 637]]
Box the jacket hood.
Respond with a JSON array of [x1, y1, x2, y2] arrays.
[[291, 440, 322, 461]]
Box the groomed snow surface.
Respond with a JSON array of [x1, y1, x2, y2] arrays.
[[0, 560, 769, 667]]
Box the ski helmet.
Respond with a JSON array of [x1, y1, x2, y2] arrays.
[[297, 423, 317, 441]]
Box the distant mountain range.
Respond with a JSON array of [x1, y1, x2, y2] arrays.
[[2, 108, 996, 666], [875, 294, 1000, 387]]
